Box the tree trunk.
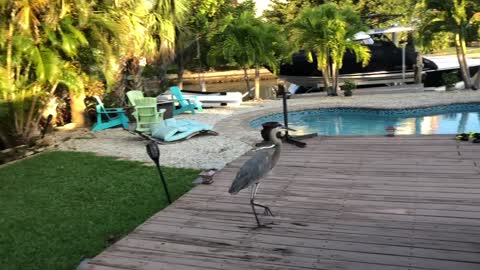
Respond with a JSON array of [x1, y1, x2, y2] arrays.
[[455, 32, 473, 89], [254, 67, 261, 100], [473, 69, 480, 89], [0, 131, 11, 149], [22, 84, 42, 141], [324, 55, 334, 95], [415, 50, 423, 84], [321, 67, 330, 94], [331, 62, 339, 96], [177, 52, 184, 89], [5, 19, 15, 101], [199, 72, 206, 92], [195, 37, 207, 92], [460, 33, 473, 89], [69, 90, 87, 127], [243, 67, 251, 97], [117, 57, 142, 105]]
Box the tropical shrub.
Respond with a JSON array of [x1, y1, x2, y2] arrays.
[[208, 11, 288, 99], [289, 4, 371, 96], [442, 72, 460, 90], [417, 0, 480, 89], [0, 0, 187, 148]]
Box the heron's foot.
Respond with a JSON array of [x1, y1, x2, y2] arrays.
[[253, 202, 274, 217], [263, 207, 274, 217]]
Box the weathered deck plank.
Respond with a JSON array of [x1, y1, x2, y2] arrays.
[[88, 136, 480, 270]]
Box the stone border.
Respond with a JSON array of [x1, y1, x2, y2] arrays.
[[0, 140, 57, 167]]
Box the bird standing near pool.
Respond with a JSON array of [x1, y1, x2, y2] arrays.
[[228, 126, 292, 227]]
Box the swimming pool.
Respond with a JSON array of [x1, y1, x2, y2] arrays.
[[250, 103, 480, 136]]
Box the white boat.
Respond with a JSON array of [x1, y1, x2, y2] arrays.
[[277, 25, 480, 90], [159, 90, 244, 107]]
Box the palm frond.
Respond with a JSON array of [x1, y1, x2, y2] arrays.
[[58, 63, 84, 94], [31, 46, 61, 83], [0, 66, 7, 98]]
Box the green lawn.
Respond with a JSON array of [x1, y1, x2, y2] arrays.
[[0, 151, 200, 270]]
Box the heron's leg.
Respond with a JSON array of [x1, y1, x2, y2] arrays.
[[250, 183, 262, 227], [251, 182, 274, 217]]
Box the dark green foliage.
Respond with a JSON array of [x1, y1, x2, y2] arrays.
[[358, 0, 412, 15], [342, 80, 357, 91], [442, 72, 460, 89], [418, 0, 479, 89], [264, 0, 328, 25], [0, 151, 199, 270]]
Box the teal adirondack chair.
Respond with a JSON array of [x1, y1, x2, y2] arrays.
[[92, 96, 129, 132], [169, 86, 203, 115], [134, 97, 166, 133]]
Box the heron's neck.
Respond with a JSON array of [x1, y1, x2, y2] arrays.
[[271, 142, 282, 168]]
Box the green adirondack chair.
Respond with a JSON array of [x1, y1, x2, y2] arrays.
[[126, 90, 144, 106], [134, 97, 166, 133], [169, 86, 203, 115], [92, 96, 129, 132], [126, 90, 144, 124]]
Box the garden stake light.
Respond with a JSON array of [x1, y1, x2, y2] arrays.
[[146, 142, 172, 204]]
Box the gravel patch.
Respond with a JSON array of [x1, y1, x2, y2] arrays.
[[55, 90, 480, 169]]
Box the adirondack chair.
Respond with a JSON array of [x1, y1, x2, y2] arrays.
[[126, 90, 144, 124], [134, 97, 166, 133], [169, 86, 203, 115], [92, 96, 129, 132], [127, 91, 165, 130], [126, 90, 144, 106]]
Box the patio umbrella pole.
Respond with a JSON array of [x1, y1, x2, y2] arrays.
[[280, 83, 317, 148]]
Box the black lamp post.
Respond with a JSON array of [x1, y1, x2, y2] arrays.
[[278, 83, 317, 148], [146, 142, 172, 204]]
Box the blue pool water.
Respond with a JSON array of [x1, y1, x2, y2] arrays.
[[250, 103, 480, 136]]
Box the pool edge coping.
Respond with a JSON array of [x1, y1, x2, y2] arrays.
[[214, 95, 480, 146]]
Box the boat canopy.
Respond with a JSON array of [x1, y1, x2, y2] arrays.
[[367, 26, 415, 35]]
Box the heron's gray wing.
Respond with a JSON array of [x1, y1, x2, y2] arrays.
[[228, 150, 272, 194]]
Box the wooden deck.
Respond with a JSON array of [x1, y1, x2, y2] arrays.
[[88, 136, 480, 270]]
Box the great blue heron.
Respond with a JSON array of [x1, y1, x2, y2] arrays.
[[228, 126, 292, 227]]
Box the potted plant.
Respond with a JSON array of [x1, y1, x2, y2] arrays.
[[442, 72, 459, 91], [342, 80, 356, 97]]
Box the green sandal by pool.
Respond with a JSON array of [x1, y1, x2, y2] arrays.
[[469, 132, 480, 139]]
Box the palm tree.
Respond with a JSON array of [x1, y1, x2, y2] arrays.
[[329, 6, 371, 94], [112, 0, 187, 102], [289, 4, 371, 96], [0, 0, 87, 144], [209, 12, 286, 99], [0, 0, 128, 144], [253, 22, 289, 99], [417, 0, 480, 89]]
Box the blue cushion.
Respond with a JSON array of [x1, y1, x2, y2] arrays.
[[178, 125, 189, 132], [151, 118, 214, 141], [166, 126, 205, 142], [151, 123, 178, 140], [164, 118, 177, 127]]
